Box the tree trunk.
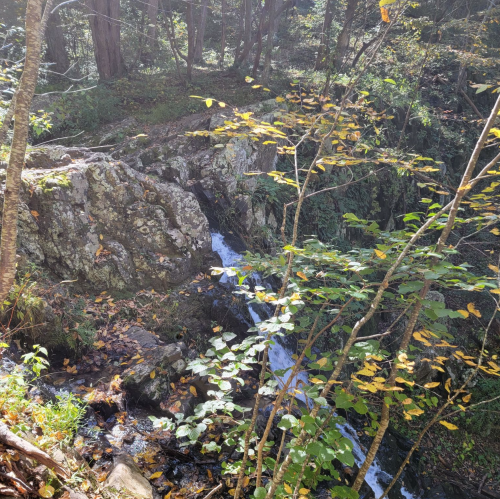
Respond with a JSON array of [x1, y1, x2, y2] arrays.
[[85, 0, 125, 80], [315, 0, 334, 70], [0, 0, 45, 304], [142, 0, 160, 65], [333, 0, 358, 71], [236, 0, 253, 66], [45, 9, 70, 75], [251, 1, 267, 77], [262, 0, 276, 83], [186, 0, 195, 80], [219, 0, 226, 68], [194, 0, 210, 63], [233, 0, 245, 64]]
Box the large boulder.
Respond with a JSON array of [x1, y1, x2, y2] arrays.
[[1, 147, 212, 292]]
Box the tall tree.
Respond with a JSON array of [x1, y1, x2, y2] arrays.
[[332, 0, 359, 71], [315, 0, 334, 70], [141, 0, 160, 65], [45, 9, 70, 75], [194, 0, 210, 63], [0, 0, 45, 304], [262, 0, 276, 82], [85, 0, 125, 79]]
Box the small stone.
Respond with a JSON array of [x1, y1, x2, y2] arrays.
[[104, 454, 154, 499]]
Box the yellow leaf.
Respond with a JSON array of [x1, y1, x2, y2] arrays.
[[284, 483, 293, 494], [242, 476, 250, 487], [299, 489, 310, 495], [296, 271, 308, 281], [310, 378, 324, 384], [213, 326, 221, 332], [150, 471, 163, 479], [488, 264, 500, 273], [190, 385, 198, 396], [490, 289, 500, 295], [445, 378, 451, 393], [276, 96, 285, 102], [402, 398, 413, 405], [95, 297, 103, 303], [467, 302, 481, 317], [463, 393, 472, 403], [380, 6, 390, 22], [206, 99, 213, 108], [490, 227, 500, 236], [457, 310, 469, 318], [31, 210, 40, 219], [407, 408, 424, 416], [431, 365, 445, 372], [218, 101, 226, 108], [424, 382, 440, 389], [316, 357, 328, 367], [96, 244, 103, 256], [357, 368, 376, 376], [39, 486, 55, 498], [439, 420, 458, 430], [374, 249, 387, 259], [228, 489, 236, 496], [63, 358, 70, 366], [150, 370, 156, 379]]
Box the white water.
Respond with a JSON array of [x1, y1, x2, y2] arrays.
[[211, 232, 416, 499]]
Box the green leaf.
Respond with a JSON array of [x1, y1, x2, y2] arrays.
[[383, 78, 397, 85], [379, 0, 397, 5], [277, 414, 298, 430], [290, 448, 308, 464], [254, 487, 267, 499]]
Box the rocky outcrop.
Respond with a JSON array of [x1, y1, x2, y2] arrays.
[[1, 147, 212, 292], [111, 99, 282, 234]]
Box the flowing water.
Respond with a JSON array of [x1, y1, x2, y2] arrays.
[[211, 232, 416, 499]]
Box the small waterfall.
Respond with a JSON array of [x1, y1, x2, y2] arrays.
[[211, 232, 416, 499]]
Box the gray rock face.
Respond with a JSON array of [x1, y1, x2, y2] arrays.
[[104, 454, 155, 499], [2, 148, 211, 292]]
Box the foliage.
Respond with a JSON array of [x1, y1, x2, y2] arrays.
[[0, 344, 85, 449]]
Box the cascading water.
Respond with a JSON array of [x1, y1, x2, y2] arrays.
[[211, 232, 416, 499]]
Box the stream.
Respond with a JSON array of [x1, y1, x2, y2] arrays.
[[211, 232, 416, 499]]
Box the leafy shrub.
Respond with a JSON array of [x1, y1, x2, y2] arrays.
[[49, 85, 123, 135]]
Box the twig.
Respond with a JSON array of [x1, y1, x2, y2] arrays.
[[479, 473, 488, 494], [35, 131, 84, 145], [202, 482, 223, 499], [0, 470, 38, 496]]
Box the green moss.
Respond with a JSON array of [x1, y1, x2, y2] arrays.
[[38, 172, 72, 193]]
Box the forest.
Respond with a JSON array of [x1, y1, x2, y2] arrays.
[[0, 0, 499, 498]]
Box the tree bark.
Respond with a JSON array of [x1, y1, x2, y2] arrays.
[[236, 0, 253, 66], [194, 0, 210, 63], [141, 0, 160, 65], [45, 9, 70, 75], [219, 0, 226, 68], [0, 423, 69, 479], [0, 0, 45, 304], [315, 0, 334, 70], [186, 0, 196, 80], [333, 0, 358, 71], [85, 0, 125, 80], [251, 1, 267, 77], [262, 0, 276, 82]]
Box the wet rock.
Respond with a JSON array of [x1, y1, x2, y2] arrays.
[[122, 341, 187, 406], [104, 454, 154, 499]]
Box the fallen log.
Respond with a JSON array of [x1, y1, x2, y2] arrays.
[[0, 423, 69, 479]]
